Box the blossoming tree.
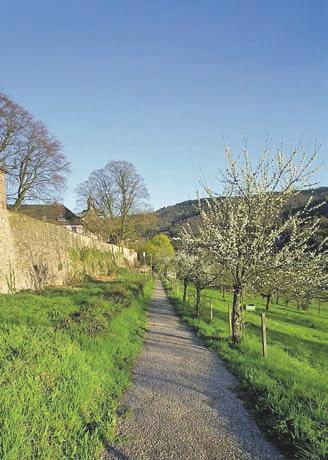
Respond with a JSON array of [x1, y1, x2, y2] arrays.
[[181, 146, 327, 343], [175, 247, 219, 317]]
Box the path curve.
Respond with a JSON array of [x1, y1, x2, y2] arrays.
[[107, 279, 283, 460]]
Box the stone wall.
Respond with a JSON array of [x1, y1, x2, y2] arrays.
[[0, 209, 138, 293], [0, 169, 6, 210]]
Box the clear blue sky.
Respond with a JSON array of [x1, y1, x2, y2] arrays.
[[1, 0, 327, 210]]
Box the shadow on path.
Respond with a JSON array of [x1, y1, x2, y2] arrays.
[[106, 279, 284, 460]]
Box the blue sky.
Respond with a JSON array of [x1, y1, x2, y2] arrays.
[[1, 0, 327, 210]]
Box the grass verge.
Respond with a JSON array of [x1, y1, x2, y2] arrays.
[[163, 279, 328, 460], [0, 270, 153, 460]]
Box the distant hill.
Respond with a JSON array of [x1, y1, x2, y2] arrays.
[[155, 199, 200, 237], [154, 187, 328, 238]]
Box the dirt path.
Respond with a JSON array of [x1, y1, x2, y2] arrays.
[[106, 279, 283, 460]]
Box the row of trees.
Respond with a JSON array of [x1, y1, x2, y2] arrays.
[[0, 92, 69, 208], [172, 146, 327, 344]]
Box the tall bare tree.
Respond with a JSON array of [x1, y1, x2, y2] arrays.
[[182, 145, 327, 343], [108, 160, 149, 241], [77, 160, 149, 242], [8, 121, 69, 208], [0, 92, 31, 166], [76, 167, 115, 218], [0, 92, 69, 207]]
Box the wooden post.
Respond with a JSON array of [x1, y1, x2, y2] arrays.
[[210, 299, 213, 322], [143, 252, 148, 280], [228, 304, 232, 335], [261, 313, 267, 357]]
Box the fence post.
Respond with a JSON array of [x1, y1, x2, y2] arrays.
[[261, 313, 267, 357], [210, 299, 213, 322], [228, 304, 232, 335]]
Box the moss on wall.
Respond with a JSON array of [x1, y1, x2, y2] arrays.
[[0, 211, 137, 292]]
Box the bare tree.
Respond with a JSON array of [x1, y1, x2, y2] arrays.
[[8, 120, 69, 208], [77, 160, 149, 242], [182, 145, 327, 344], [0, 92, 69, 207], [76, 167, 115, 217], [0, 92, 31, 166], [108, 160, 149, 241]]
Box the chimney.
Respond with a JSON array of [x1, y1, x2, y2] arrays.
[[0, 167, 7, 210]]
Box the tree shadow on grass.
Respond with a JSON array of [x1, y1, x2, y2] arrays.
[[246, 322, 328, 371], [265, 310, 328, 333]]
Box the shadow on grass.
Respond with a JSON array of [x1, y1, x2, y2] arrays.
[[246, 322, 328, 370], [265, 310, 328, 332]]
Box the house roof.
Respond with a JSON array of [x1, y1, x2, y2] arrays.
[[10, 203, 83, 226]]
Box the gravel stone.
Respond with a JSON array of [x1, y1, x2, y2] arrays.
[[106, 279, 284, 460]]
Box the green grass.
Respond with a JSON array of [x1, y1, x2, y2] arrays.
[[0, 271, 154, 460], [164, 280, 328, 460]]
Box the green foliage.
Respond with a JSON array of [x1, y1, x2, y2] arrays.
[[145, 233, 175, 266], [164, 280, 328, 460], [155, 199, 200, 237], [127, 239, 148, 261], [68, 247, 115, 283], [125, 212, 158, 241], [0, 272, 154, 459]]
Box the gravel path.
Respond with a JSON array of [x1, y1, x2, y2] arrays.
[[106, 279, 283, 460]]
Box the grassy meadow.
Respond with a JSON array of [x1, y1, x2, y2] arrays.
[[164, 280, 328, 460], [0, 271, 153, 460]]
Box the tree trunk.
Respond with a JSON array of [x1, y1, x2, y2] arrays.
[[183, 279, 188, 303], [275, 292, 279, 304], [266, 293, 271, 311], [120, 214, 126, 242], [13, 199, 23, 210], [13, 189, 25, 210], [195, 286, 201, 317], [232, 284, 243, 344]]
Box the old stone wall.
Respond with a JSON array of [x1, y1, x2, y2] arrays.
[[0, 170, 6, 210], [0, 210, 138, 293]]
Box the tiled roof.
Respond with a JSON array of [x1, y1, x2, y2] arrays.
[[10, 203, 83, 226]]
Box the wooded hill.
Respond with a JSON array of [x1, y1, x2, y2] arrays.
[[154, 187, 328, 239]]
